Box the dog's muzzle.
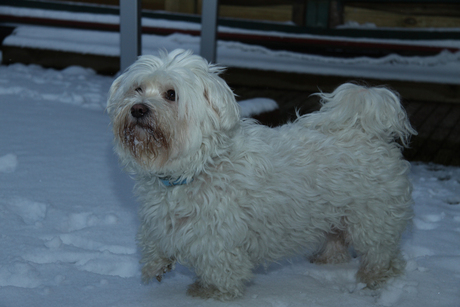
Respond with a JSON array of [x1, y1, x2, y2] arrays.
[[117, 102, 169, 161]]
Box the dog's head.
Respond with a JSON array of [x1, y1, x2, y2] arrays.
[[107, 49, 240, 177]]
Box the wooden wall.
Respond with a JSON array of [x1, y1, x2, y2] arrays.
[[50, 0, 460, 28], [344, 2, 460, 28]]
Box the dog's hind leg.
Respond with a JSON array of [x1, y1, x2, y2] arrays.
[[310, 229, 351, 265], [355, 247, 405, 289], [346, 209, 408, 289], [187, 247, 253, 301]]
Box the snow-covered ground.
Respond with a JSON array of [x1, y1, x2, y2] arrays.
[[1, 61, 460, 307]]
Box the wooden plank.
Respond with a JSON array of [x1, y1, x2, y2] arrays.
[[412, 104, 453, 162], [344, 6, 460, 28], [52, 0, 119, 5], [233, 85, 460, 166], [196, 1, 293, 22], [402, 101, 422, 118], [447, 144, 460, 166], [234, 84, 460, 166], [436, 132, 460, 166], [49, 0, 166, 11], [345, 2, 460, 18], [409, 104, 442, 137], [165, 0, 198, 14], [430, 105, 460, 140], [3, 11, 459, 59], [224, 68, 460, 104], [432, 106, 460, 165], [2, 44, 459, 103], [219, 0, 297, 5], [218, 5, 292, 22], [402, 103, 437, 160], [4, 0, 460, 40]]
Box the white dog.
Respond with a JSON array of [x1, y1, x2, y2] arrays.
[[107, 49, 416, 300]]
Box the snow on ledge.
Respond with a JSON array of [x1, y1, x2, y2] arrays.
[[3, 24, 460, 84], [238, 98, 279, 118]]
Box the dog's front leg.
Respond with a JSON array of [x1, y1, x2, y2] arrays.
[[138, 232, 175, 283], [187, 247, 253, 301]]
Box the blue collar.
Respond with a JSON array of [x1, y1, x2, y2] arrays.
[[159, 176, 191, 187]]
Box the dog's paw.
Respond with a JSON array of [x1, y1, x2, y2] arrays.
[[141, 259, 175, 283], [309, 250, 351, 265], [186, 281, 241, 301]]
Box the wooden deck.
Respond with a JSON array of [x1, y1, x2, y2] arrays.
[[231, 85, 460, 167]]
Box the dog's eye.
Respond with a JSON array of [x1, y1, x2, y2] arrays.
[[165, 90, 176, 102], [135, 87, 143, 94]]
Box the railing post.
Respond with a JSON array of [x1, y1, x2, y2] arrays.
[[120, 0, 142, 72], [200, 0, 219, 63], [306, 0, 330, 28]]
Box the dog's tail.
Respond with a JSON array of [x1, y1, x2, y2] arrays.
[[302, 83, 417, 147]]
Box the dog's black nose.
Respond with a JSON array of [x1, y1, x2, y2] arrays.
[[131, 103, 149, 118]]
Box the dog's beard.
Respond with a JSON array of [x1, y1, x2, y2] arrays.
[[115, 109, 170, 166]]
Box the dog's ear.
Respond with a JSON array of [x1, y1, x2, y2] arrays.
[[202, 72, 241, 132], [106, 75, 124, 116]]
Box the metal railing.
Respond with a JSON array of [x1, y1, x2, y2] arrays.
[[119, 0, 219, 71]]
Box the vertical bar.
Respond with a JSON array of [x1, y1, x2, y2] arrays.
[[306, 0, 318, 27], [120, 0, 141, 72], [317, 0, 330, 28], [306, 0, 330, 28], [200, 0, 219, 63]]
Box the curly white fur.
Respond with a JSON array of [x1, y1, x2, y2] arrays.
[[107, 49, 416, 300]]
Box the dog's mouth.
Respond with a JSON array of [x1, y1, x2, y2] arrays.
[[129, 121, 166, 148]]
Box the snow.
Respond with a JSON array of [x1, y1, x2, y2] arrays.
[[0, 153, 18, 173], [2, 5, 460, 84], [1, 59, 459, 307], [239, 98, 278, 118], [337, 21, 460, 33]]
